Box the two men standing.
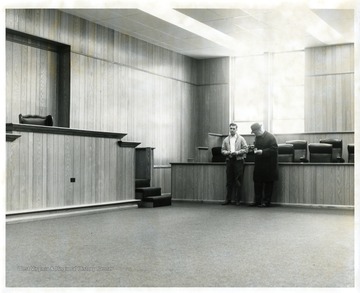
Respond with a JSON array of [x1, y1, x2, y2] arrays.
[[221, 122, 278, 207]]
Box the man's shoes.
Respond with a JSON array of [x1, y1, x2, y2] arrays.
[[248, 202, 260, 207], [235, 201, 241, 206], [258, 203, 270, 208], [222, 201, 231, 205]]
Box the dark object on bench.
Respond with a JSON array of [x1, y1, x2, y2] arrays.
[[211, 146, 226, 162], [285, 140, 308, 162], [308, 143, 333, 163], [347, 144, 354, 163], [278, 143, 294, 162], [319, 138, 344, 163], [19, 114, 54, 126]]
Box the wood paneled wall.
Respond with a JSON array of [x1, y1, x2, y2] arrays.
[[6, 40, 58, 124], [197, 58, 230, 147], [6, 9, 200, 194], [6, 133, 135, 212], [70, 55, 199, 167], [6, 9, 355, 197], [305, 44, 354, 132], [153, 166, 172, 194], [171, 163, 354, 206]]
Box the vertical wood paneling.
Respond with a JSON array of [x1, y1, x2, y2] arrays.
[[103, 138, 111, 203], [323, 167, 333, 204], [124, 148, 136, 200], [6, 9, 203, 194], [6, 40, 58, 123], [153, 167, 171, 194], [171, 163, 354, 206], [17, 132, 27, 210], [6, 132, 135, 212], [303, 165, 314, 203], [64, 135, 73, 206], [346, 166, 354, 205], [56, 134, 65, 207], [72, 135, 81, 205], [70, 52, 81, 128], [6, 41, 13, 121], [41, 133, 48, 207], [171, 165, 195, 200], [20, 45, 28, 117], [305, 44, 354, 132], [89, 137, 96, 204], [7, 140, 19, 211], [197, 58, 230, 147], [108, 139, 117, 201], [46, 134, 55, 207], [27, 133, 34, 208], [33, 133, 42, 209], [315, 166, 324, 204], [82, 136, 91, 204], [281, 166, 290, 202], [298, 166, 305, 203]]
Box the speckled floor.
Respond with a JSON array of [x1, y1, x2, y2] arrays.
[[6, 202, 354, 288]]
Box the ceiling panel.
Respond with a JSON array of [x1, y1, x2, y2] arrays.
[[212, 9, 250, 18], [203, 18, 240, 34], [313, 9, 354, 21], [155, 24, 201, 40], [175, 9, 222, 22], [96, 16, 150, 33], [130, 28, 181, 44], [60, 7, 354, 59], [124, 10, 176, 30], [233, 16, 270, 30], [61, 8, 138, 21]]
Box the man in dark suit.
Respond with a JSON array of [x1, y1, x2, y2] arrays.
[[249, 123, 278, 207]]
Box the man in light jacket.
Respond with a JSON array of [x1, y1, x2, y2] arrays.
[[221, 123, 248, 205]]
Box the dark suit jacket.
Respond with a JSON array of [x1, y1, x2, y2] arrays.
[[253, 131, 278, 181]]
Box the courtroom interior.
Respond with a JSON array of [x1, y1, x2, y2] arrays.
[[4, 1, 359, 289]]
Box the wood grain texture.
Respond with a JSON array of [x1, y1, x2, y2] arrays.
[[6, 9, 199, 195], [305, 44, 354, 132], [153, 166, 171, 194], [6, 40, 58, 124], [68, 41, 198, 168], [197, 58, 230, 147], [171, 163, 354, 206], [6, 9, 355, 201], [6, 132, 135, 213]]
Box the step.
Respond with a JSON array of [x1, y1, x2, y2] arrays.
[[135, 187, 162, 199], [141, 194, 172, 208]]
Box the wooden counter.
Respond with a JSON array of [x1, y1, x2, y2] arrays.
[[6, 124, 140, 214], [171, 162, 354, 207]]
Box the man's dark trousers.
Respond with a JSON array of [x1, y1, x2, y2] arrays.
[[254, 181, 274, 205], [225, 158, 244, 203]]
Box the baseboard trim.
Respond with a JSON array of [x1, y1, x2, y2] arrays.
[[171, 199, 354, 210], [7, 199, 141, 216], [6, 200, 140, 224]]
